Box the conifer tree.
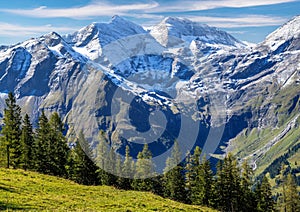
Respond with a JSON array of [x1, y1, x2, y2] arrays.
[[132, 144, 155, 191], [1, 92, 22, 168], [48, 112, 69, 177], [163, 141, 186, 202], [118, 145, 134, 190], [240, 160, 256, 211], [34, 111, 51, 174], [72, 131, 99, 185], [185, 146, 202, 204], [96, 130, 115, 186], [282, 173, 300, 212], [255, 175, 274, 212], [102, 147, 118, 186], [197, 157, 214, 206], [214, 153, 241, 212], [20, 114, 34, 170]]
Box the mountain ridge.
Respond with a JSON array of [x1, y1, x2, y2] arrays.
[[0, 15, 299, 179]]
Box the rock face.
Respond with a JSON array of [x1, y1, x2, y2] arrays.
[[0, 15, 299, 173]]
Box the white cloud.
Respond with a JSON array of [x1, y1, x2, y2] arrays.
[[0, 22, 75, 36], [186, 15, 288, 28], [150, 0, 297, 13], [0, 0, 296, 20], [0, 2, 159, 19]]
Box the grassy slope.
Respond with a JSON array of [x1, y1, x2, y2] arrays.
[[229, 80, 300, 190], [0, 169, 215, 212]]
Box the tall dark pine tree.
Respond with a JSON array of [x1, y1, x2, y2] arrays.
[[214, 153, 241, 212], [20, 114, 34, 170], [163, 141, 186, 202], [240, 160, 256, 211], [185, 146, 202, 204], [48, 112, 69, 177], [72, 131, 99, 185], [255, 175, 274, 212], [197, 157, 214, 207], [34, 111, 51, 174], [1, 92, 22, 168], [282, 173, 300, 212]]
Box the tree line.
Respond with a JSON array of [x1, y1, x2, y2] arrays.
[[0, 92, 299, 212]]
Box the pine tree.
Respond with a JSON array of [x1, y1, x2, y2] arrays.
[[256, 175, 274, 212], [197, 157, 214, 206], [1, 92, 22, 168], [95, 130, 115, 186], [20, 114, 34, 170], [163, 141, 186, 202], [240, 160, 256, 211], [118, 145, 134, 190], [282, 173, 300, 212], [185, 146, 202, 204], [132, 144, 155, 191], [48, 112, 69, 176], [214, 153, 241, 212], [34, 111, 51, 174], [72, 131, 99, 185]]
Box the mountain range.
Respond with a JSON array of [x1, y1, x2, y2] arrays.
[[0, 15, 299, 179]]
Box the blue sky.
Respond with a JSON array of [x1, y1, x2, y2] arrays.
[[0, 0, 299, 45]]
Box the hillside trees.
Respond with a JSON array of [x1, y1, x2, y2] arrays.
[[255, 175, 275, 212], [1, 93, 300, 211], [1, 92, 22, 168], [163, 141, 186, 202], [282, 173, 300, 212], [0, 93, 70, 177], [132, 144, 156, 191], [71, 130, 99, 185], [20, 114, 34, 170]]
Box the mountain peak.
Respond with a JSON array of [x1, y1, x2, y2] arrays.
[[111, 15, 125, 23], [264, 15, 300, 51], [151, 16, 243, 47], [162, 16, 207, 28]]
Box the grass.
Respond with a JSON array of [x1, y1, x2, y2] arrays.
[[0, 168, 216, 211]]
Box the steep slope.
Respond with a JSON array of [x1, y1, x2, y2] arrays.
[[0, 15, 299, 179], [0, 31, 88, 121], [222, 15, 300, 182], [0, 168, 215, 211]]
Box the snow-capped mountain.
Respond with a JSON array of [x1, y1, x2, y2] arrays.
[[150, 17, 244, 48], [263, 15, 300, 52], [0, 15, 299, 174], [63, 15, 147, 60]]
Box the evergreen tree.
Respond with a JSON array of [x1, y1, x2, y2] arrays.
[[163, 141, 186, 202], [34, 111, 51, 174], [197, 157, 214, 206], [185, 146, 202, 204], [132, 144, 155, 191], [282, 173, 300, 212], [95, 130, 116, 186], [48, 112, 69, 177], [72, 131, 99, 185], [103, 147, 118, 186], [214, 153, 241, 212], [240, 160, 256, 211], [256, 175, 274, 212], [1, 92, 22, 168], [118, 145, 134, 190], [20, 114, 34, 170]]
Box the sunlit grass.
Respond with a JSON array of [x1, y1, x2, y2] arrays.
[[0, 168, 216, 211]]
